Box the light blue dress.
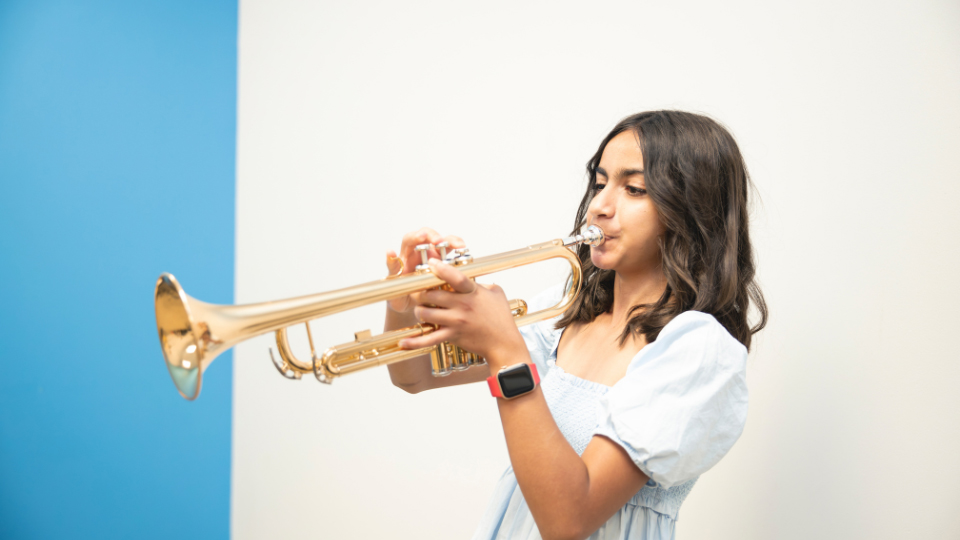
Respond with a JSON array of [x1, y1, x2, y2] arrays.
[[472, 286, 749, 540]]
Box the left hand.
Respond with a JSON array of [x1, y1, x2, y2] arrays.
[[398, 259, 526, 366]]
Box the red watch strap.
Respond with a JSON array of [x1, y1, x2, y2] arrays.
[[486, 375, 502, 398], [486, 364, 540, 398], [530, 363, 541, 385]]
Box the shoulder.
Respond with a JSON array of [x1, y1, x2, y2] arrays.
[[600, 310, 751, 488], [658, 311, 745, 350], [627, 310, 747, 374]]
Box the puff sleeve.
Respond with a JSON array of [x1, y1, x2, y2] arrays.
[[593, 311, 749, 488]]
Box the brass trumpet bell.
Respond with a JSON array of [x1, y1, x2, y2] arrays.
[[155, 273, 236, 400]]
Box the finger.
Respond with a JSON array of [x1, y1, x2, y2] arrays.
[[399, 327, 453, 350], [401, 228, 445, 271], [429, 259, 475, 294], [442, 235, 466, 249], [417, 227, 445, 244], [401, 228, 443, 252], [479, 282, 504, 295], [414, 306, 463, 327], [412, 289, 461, 308], [386, 250, 403, 275]]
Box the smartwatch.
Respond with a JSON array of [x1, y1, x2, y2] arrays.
[[487, 363, 540, 400]]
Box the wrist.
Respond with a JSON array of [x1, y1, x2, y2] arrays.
[[484, 333, 530, 374], [487, 361, 540, 400], [384, 303, 417, 330], [386, 304, 410, 317], [386, 295, 413, 313]]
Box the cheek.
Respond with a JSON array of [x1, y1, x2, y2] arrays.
[[625, 206, 660, 235], [623, 207, 665, 252], [651, 209, 666, 236]]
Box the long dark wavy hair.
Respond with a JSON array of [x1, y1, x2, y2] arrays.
[[556, 111, 767, 350]]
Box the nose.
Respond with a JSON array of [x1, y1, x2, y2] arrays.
[[587, 183, 615, 222]]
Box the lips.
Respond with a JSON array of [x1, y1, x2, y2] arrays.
[[593, 235, 615, 249]]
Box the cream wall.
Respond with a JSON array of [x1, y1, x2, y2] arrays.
[[234, 1, 960, 538]]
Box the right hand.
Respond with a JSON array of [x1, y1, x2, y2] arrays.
[[385, 227, 466, 314]]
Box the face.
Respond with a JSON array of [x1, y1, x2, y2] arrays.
[[587, 130, 666, 275]]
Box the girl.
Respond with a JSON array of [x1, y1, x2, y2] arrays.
[[385, 110, 767, 540]]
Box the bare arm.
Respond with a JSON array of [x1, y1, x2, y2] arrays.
[[493, 344, 649, 540], [400, 261, 649, 540]]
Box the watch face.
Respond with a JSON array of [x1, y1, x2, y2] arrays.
[[498, 364, 535, 398]]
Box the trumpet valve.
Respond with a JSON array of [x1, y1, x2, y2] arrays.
[[449, 343, 470, 371], [466, 352, 486, 367], [415, 244, 433, 272], [431, 343, 453, 377], [447, 248, 473, 266]]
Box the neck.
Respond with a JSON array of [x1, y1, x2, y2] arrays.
[[609, 261, 667, 326]]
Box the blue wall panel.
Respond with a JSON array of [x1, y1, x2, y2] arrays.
[[0, 1, 236, 538]]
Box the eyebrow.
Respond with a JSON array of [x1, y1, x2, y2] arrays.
[[595, 166, 644, 179]]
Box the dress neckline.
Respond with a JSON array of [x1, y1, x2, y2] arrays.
[[547, 328, 611, 393]]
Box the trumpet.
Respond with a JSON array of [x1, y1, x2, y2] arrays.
[[154, 226, 604, 400]]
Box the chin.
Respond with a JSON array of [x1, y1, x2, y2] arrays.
[[590, 250, 616, 270]]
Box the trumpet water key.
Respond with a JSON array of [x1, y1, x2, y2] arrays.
[[154, 226, 604, 400]]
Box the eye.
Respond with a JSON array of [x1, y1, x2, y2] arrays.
[[627, 186, 647, 195], [593, 182, 606, 191]]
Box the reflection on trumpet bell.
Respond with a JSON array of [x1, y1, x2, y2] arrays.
[[155, 225, 603, 400]]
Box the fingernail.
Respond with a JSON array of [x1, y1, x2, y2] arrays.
[[398, 339, 409, 349]]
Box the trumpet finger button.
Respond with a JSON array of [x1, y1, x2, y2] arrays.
[[415, 244, 433, 271]]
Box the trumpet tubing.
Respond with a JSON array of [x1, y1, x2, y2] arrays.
[[155, 226, 603, 400]]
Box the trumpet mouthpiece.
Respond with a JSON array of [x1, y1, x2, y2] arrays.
[[564, 225, 604, 247], [580, 225, 604, 246]]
